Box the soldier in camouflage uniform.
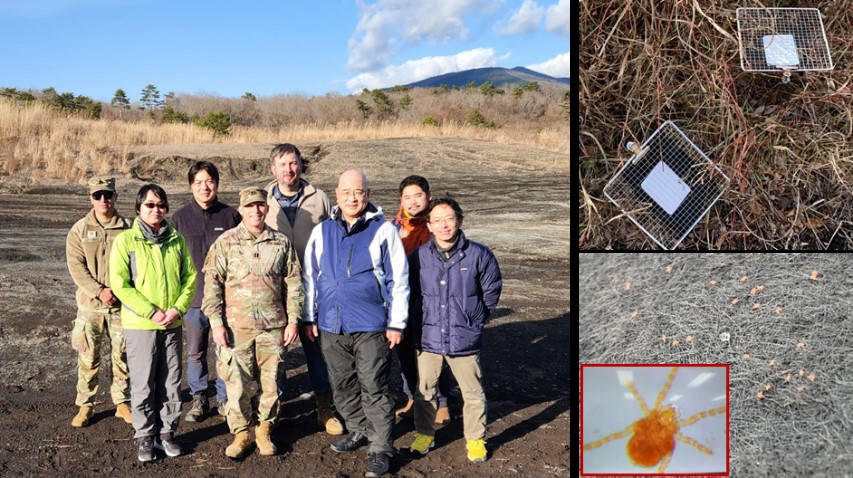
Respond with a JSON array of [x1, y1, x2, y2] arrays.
[[65, 177, 133, 427], [202, 186, 304, 459]]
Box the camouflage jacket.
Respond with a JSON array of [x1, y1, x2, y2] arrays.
[[66, 209, 132, 312], [202, 222, 304, 330]]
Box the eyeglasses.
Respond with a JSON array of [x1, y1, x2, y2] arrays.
[[430, 216, 457, 226], [142, 202, 167, 210], [92, 191, 114, 201], [339, 189, 367, 198]]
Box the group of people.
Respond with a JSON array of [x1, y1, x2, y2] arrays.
[[65, 143, 502, 477]]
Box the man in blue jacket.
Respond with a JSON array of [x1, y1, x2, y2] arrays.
[[302, 169, 409, 478], [407, 196, 502, 463]]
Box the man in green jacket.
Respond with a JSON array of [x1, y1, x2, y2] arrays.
[[65, 177, 132, 428], [110, 184, 196, 462], [204, 186, 305, 459]]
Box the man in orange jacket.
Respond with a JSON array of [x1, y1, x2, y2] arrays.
[[391, 175, 452, 426]]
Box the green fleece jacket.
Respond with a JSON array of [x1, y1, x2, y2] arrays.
[[109, 218, 197, 330]]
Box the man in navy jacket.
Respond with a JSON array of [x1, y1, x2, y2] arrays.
[[171, 161, 241, 422], [407, 196, 502, 463], [302, 169, 409, 478]]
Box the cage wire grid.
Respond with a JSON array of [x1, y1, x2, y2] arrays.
[[603, 121, 729, 250], [737, 8, 833, 74]]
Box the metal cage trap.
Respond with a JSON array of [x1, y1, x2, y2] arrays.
[[736, 8, 833, 83], [603, 122, 729, 250]]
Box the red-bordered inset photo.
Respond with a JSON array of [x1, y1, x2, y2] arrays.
[[581, 364, 730, 476]]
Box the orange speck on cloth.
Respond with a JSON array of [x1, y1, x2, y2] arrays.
[[626, 409, 677, 467]]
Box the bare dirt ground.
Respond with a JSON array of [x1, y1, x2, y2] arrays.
[[0, 138, 569, 477]]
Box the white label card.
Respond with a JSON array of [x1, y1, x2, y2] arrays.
[[641, 161, 690, 215]]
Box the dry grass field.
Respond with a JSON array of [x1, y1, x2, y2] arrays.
[[580, 1, 853, 250]]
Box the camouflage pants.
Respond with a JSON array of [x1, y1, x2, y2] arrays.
[[71, 309, 130, 407], [216, 327, 286, 434]]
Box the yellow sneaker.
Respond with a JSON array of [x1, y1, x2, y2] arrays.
[[466, 439, 488, 462], [409, 433, 435, 455]]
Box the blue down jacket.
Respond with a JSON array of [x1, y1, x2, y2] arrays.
[[303, 203, 409, 334], [409, 231, 502, 356]]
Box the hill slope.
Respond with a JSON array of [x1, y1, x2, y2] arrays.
[[404, 66, 570, 89]]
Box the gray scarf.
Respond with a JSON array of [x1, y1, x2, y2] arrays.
[[138, 219, 170, 245]]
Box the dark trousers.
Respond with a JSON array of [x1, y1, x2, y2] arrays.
[[184, 307, 227, 402], [321, 331, 394, 454], [278, 324, 333, 396], [397, 329, 451, 407]]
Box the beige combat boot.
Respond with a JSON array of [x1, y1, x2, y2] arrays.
[[255, 421, 277, 455], [316, 393, 344, 435], [115, 402, 133, 424], [225, 430, 253, 458], [71, 405, 93, 428]]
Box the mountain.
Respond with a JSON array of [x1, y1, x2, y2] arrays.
[[402, 67, 570, 89]]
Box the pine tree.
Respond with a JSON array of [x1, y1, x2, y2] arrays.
[[111, 89, 130, 109]]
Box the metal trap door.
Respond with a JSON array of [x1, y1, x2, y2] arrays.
[[603, 122, 729, 250], [737, 8, 833, 76]]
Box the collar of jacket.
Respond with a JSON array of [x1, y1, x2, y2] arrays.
[[429, 229, 468, 257], [131, 217, 180, 244], [394, 206, 428, 229], [266, 178, 317, 202], [331, 202, 384, 234], [189, 198, 224, 215], [86, 209, 127, 229]]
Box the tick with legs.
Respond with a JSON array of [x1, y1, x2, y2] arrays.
[[583, 367, 727, 474]]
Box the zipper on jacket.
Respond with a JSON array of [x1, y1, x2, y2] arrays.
[[347, 245, 354, 278]]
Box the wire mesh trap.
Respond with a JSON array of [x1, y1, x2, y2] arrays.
[[603, 121, 729, 250], [736, 8, 833, 83]]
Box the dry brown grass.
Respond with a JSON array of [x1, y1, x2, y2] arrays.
[[0, 87, 568, 186], [580, 1, 853, 250]]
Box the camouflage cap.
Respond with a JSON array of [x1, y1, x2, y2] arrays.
[[88, 177, 116, 194], [239, 186, 267, 207]]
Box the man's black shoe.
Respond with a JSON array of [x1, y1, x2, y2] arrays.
[[330, 432, 368, 453], [364, 451, 391, 477], [185, 394, 209, 422]]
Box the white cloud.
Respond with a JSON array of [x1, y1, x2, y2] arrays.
[[545, 0, 570, 35], [526, 51, 570, 78], [345, 47, 508, 91], [495, 0, 545, 35], [347, 0, 499, 72]]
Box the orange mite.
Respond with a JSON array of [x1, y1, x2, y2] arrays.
[[583, 367, 726, 473]]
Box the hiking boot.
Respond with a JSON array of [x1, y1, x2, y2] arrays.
[[466, 438, 488, 462], [434, 406, 450, 427], [395, 399, 414, 420], [155, 433, 183, 457], [316, 393, 344, 435], [330, 432, 368, 453], [409, 433, 435, 455], [137, 436, 156, 462], [255, 421, 277, 455], [364, 451, 391, 477], [115, 402, 133, 424], [185, 394, 209, 422], [225, 431, 253, 459], [71, 405, 93, 428]]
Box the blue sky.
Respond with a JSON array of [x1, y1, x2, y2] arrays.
[[0, 0, 569, 102]]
